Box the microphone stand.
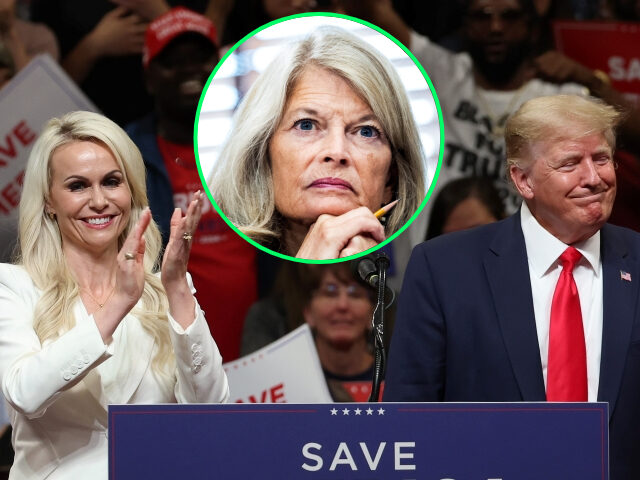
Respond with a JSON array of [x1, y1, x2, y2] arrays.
[[368, 253, 390, 403]]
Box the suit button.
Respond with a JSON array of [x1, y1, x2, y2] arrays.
[[70, 366, 78, 375], [62, 371, 71, 381]]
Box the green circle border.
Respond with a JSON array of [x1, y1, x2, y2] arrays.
[[194, 11, 444, 264]]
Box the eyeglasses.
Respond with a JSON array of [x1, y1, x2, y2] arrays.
[[313, 282, 369, 300]]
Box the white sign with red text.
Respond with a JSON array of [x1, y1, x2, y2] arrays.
[[0, 54, 97, 260], [224, 324, 332, 403]]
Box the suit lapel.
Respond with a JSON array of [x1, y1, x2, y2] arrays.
[[598, 224, 637, 419], [484, 213, 546, 400], [101, 312, 154, 405], [76, 299, 155, 408]]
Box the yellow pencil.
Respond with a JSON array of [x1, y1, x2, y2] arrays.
[[374, 199, 399, 219]]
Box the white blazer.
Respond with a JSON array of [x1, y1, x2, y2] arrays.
[[0, 264, 229, 480]]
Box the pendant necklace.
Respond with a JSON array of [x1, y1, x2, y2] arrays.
[[84, 286, 116, 309]]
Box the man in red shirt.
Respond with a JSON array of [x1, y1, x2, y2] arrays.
[[127, 7, 257, 361]]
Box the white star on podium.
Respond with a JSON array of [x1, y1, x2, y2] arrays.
[[366, 408, 374, 415], [330, 408, 338, 415], [377, 408, 385, 415], [354, 408, 362, 415], [342, 408, 350, 415]]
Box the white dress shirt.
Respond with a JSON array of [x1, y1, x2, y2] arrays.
[[520, 202, 603, 401]]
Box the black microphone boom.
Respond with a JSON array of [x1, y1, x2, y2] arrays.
[[352, 252, 391, 402]]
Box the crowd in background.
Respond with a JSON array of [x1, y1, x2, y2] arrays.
[[1, 0, 639, 474]]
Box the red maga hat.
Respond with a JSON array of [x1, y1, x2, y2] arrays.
[[143, 7, 217, 68]]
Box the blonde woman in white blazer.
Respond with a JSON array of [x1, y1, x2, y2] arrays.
[[0, 111, 229, 480]]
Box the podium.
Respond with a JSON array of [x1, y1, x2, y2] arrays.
[[109, 402, 608, 479]]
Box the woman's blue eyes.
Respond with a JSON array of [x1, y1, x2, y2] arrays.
[[358, 126, 378, 138], [293, 119, 380, 138], [297, 119, 314, 130]]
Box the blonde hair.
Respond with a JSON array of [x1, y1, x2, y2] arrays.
[[209, 26, 425, 247], [505, 94, 622, 171], [18, 111, 174, 377]]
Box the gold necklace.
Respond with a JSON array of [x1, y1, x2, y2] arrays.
[[83, 286, 115, 309]]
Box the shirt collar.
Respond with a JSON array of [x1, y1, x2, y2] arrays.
[[520, 201, 600, 278]]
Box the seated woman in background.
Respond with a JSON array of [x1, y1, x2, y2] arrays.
[[209, 26, 426, 260], [242, 263, 381, 401], [426, 176, 506, 240], [304, 264, 375, 401], [0, 111, 229, 480]]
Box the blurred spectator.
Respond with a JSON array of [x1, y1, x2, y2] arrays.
[[126, 7, 257, 361], [221, 0, 465, 50], [242, 262, 313, 356], [31, 0, 151, 125], [304, 265, 376, 402], [29, 0, 222, 126], [0, 0, 58, 88], [393, 0, 465, 50], [426, 176, 506, 240], [242, 262, 387, 402], [222, 0, 352, 46]]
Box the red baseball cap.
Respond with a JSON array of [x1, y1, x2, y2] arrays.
[[143, 7, 217, 68]]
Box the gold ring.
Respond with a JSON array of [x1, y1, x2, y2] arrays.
[[124, 252, 136, 260], [182, 232, 193, 241]]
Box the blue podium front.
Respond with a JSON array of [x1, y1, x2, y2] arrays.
[[109, 402, 608, 479]]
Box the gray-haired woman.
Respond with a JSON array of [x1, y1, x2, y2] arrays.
[[209, 26, 427, 259]]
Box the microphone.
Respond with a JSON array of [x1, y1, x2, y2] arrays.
[[354, 256, 378, 288], [352, 253, 390, 288]]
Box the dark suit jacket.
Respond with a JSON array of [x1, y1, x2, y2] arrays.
[[383, 212, 640, 479]]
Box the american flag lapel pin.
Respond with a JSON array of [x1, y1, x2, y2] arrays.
[[620, 270, 632, 282]]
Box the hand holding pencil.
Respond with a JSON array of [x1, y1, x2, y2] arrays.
[[295, 199, 400, 260]]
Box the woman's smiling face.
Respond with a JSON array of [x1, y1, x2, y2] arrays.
[[46, 140, 131, 256], [268, 65, 393, 227]]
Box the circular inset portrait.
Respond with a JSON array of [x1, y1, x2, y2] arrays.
[[196, 13, 442, 262]]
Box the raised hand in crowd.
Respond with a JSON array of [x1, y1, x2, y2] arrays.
[[62, 6, 148, 83], [110, 0, 170, 20]]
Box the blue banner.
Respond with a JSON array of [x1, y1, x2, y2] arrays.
[[109, 402, 608, 479]]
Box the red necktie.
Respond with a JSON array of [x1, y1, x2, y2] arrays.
[[547, 246, 587, 401]]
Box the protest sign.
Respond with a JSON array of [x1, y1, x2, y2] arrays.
[[223, 324, 332, 403], [0, 54, 97, 260], [554, 21, 640, 105]]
